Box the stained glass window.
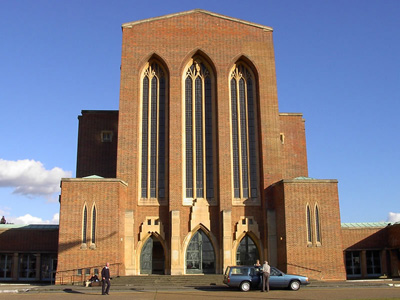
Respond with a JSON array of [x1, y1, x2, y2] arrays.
[[141, 61, 167, 200], [185, 60, 214, 200], [230, 64, 259, 199]]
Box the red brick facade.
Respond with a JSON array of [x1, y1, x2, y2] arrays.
[[56, 10, 348, 283]]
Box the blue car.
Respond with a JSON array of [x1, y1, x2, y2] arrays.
[[223, 265, 309, 292]]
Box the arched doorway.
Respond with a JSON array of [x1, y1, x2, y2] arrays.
[[140, 235, 165, 274], [186, 230, 215, 274], [236, 234, 260, 265]]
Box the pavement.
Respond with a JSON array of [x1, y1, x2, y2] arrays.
[[1, 278, 400, 294]]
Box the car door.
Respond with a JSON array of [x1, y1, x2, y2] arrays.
[[269, 267, 286, 288], [249, 267, 261, 288]]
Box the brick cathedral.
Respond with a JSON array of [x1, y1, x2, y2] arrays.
[[56, 9, 350, 281]]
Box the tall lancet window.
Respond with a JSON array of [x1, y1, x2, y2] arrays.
[[141, 61, 167, 200], [82, 205, 87, 244], [185, 59, 214, 200], [230, 63, 259, 199]]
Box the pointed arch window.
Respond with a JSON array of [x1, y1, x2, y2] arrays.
[[186, 229, 215, 274], [230, 63, 259, 199], [315, 205, 321, 244], [91, 206, 96, 244], [82, 206, 87, 244], [306, 205, 312, 244], [141, 61, 167, 200], [185, 59, 214, 200], [236, 234, 259, 265]]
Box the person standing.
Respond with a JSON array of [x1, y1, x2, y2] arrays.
[[261, 261, 270, 292], [101, 262, 111, 295]]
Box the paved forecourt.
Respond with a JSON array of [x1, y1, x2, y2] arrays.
[[1, 286, 400, 300]]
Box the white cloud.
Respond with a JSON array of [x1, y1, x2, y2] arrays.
[[8, 213, 59, 225], [387, 212, 400, 223], [0, 159, 71, 201]]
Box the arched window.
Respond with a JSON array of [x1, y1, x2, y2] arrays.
[[185, 58, 214, 200], [186, 230, 215, 274], [141, 60, 167, 200], [91, 206, 96, 244], [230, 63, 259, 199], [236, 235, 259, 265], [82, 205, 87, 244], [315, 205, 321, 244], [306, 205, 312, 244]]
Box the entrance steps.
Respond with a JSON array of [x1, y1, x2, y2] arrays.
[[112, 274, 224, 287]]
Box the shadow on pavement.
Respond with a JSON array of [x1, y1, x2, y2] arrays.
[[62, 288, 85, 294]]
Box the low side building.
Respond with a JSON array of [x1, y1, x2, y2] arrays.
[[342, 222, 400, 279], [0, 225, 58, 282]]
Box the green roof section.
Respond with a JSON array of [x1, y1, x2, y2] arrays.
[[341, 222, 390, 228], [0, 224, 59, 230]]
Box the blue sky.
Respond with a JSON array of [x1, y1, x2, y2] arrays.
[[0, 0, 399, 224]]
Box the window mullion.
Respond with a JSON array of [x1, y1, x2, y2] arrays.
[[236, 79, 243, 199], [147, 76, 152, 198], [244, 80, 251, 198], [202, 76, 206, 197], [155, 76, 160, 199], [192, 76, 196, 199]]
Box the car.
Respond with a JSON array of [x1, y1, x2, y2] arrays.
[[223, 265, 309, 292]]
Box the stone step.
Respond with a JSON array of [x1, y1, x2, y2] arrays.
[[112, 275, 224, 286]]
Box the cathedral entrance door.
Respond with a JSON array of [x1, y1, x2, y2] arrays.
[[140, 236, 165, 275], [186, 230, 215, 274], [236, 235, 260, 265]]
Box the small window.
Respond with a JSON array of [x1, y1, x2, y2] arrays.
[[242, 219, 246, 225], [154, 219, 159, 225], [77, 269, 82, 275], [94, 268, 99, 275], [147, 219, 151, 225], [101, 131, 113, 142], [85, 268, 90, 275]]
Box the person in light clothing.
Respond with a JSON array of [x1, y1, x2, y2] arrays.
[[261, 261, 270, 292]]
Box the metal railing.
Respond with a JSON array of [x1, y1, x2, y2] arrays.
[[54, 262, 122, 285]]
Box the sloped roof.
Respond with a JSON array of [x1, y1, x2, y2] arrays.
[[341, 222, 390, 228], [122, 9, 273, 32]]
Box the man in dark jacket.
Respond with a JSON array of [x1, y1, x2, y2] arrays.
[[101, 262, 111, 295]]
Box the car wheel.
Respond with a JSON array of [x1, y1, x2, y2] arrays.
[[289, 280, 300, 291], [239, 281, 251, 292]]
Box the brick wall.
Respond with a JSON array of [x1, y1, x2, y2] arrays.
[[56, 178, 127, 283], [273, 179, 346, 280], [279, 113, 308, 179], [342, 227, 388, 250], [0, 226, 58, 252], [76, 110, 118, 178]]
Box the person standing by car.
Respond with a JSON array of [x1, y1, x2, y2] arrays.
[[261, 261, 270, 292], [101, 262, 111, 295]]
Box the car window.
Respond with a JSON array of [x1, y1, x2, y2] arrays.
[[270, 268, 280, 276], [231, 267, 249, 275], [250, 268, 260, 276]]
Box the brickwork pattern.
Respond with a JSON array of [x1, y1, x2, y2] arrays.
[[76, 110, 118, 178], [273, 180, 346, 280]]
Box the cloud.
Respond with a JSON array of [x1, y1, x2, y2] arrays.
[[387, 212, 400, 223], [0, 159, 71, 201], [7, 213, 59, 225]]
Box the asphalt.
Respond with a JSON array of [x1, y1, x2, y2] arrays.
[[1, 279, 399, 294]]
